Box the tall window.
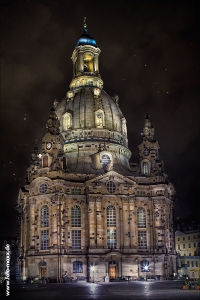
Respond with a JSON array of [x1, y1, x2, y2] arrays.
[[97, 112, 103, 126], [107, 230, 116, 249], [73, 261, 83, 273], [107, 206, 117, 249], [95, 110, 104, 127], [62, 113, 72, 131], [41, 230, 49, 250], [43, 156, 48, 168], [137, 208, 146, 228], [138, 231, 147, 249], [41, 205, 49, 227], [107, 206, 116, 227], [72, 230, 81, 249], [143, 162, 149, 175], [71, 205, 81, 227]]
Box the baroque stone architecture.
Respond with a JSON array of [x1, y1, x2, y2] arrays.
[[16, 20, 176, 282]]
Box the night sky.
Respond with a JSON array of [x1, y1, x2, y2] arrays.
[[1, 0, 199, 236]]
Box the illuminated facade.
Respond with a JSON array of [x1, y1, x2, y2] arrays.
[[16, 20, 176, 282]]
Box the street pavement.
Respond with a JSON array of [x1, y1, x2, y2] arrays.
[[0, 280, 200, 300]]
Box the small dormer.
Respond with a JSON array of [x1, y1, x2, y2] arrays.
[[62, 112, 72, 131], [95, 109, 105, 128]]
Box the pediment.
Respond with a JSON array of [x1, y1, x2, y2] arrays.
[[85, 170, 137, 187]]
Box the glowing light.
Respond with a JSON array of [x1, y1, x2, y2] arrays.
[[91, 266, 95, 272], [144, 265, 149, 271], [67, 91, 74, 99]]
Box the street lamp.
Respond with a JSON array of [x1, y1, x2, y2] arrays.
[[144, 265, 149, 281], [90, 266, 95, 283]]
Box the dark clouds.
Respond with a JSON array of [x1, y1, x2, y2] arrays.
[[1, 0, 199, 235]]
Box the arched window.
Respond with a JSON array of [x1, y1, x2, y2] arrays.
[[62, 113, 72, 131], [83, 53, 94, 72], [73, 261, 83, 273], [107, 205, 116, 227], [137, 207, 146, 228], [95, 110, 104, 128], [41, 205, 49, 227], [71, 205, 81, 227], [97, 112, 103, 126], [43, 156, 48, 168], [143, 162, 149, 175]]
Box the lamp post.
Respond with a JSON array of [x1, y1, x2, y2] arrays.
[[91, 266, 95, 283], [144, 265, 149, 281]]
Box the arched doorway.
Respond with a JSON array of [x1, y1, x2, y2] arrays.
[[109, 261, 117, 279]]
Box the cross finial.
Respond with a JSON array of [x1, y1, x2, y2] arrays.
[[83, 17, 87, 33]]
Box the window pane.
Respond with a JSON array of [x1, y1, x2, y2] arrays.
[[71, 205, 81, 227], [106, 181, 116, 194], [137, 208, 146, 228], [41, 205, 49, 227], [107, 205, 116, 227], [107, 230, 116, 249], [73, 261, 83, 273], [41, 230, 49, 250], [72, 230, 81, 249], [71, 188, 81, 194], [138, 231, 147, 249]]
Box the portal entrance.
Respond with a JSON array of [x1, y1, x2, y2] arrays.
[[109, 261, 117, 278], [39, 262, 47, 278]]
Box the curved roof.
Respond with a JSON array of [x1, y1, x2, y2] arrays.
[[76, 32, 97, 47]]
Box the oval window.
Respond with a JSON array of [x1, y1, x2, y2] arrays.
[[39, 183, 48, 194], [106, 181, 116, 194]]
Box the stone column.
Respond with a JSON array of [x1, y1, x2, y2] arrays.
[[88, 197, 96, 248], [94, 55, 99, 73], [78, 52, 84, 73]]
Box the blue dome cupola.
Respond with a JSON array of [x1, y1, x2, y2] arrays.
[[76, 17, 97, 47]]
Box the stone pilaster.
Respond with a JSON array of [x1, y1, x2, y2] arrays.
[[29, 198, 36, 249], [96, 197, 102, 248], [88, 197, 96, 248]]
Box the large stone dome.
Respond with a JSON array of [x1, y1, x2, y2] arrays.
[[56, 87, 128, 148]]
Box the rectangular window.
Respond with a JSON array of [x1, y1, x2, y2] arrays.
[[71, 188, 81, 195], [138, 231, 147, 249], [72, 230, 81, 249], [41, 230, 49, 250], [178, 237, 180, 241], [196, 261, 198, 267], [197, 235, 200, 239], [73, 261, 83, 273], [188, 244, 191, 248], [188, 236, 190, 240], [194, 243, 196, 247], [107, 229, 116, 249], [191, 261, 194, 267], [178, 244, 180, 250], [187, 261, 190, 267], [198, 242, 200, 247], [183, 244, 185, 249], [183, 237, 185, 241]]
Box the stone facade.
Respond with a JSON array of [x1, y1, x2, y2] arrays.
[[16, 20, 176, 282]]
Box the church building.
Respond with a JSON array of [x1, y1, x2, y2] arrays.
[[16, 20, 176, 282]]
